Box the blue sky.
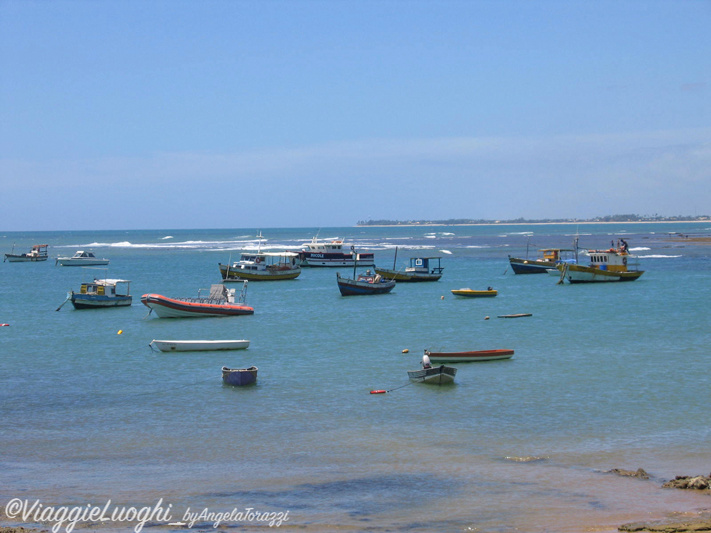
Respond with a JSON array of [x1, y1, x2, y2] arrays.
[[1, 0, 709, 231]]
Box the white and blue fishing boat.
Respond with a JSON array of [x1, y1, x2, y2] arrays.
[[295, 236, 374, 267], [68, 279, 132, 309]]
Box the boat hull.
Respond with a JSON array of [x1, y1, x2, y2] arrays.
[[374, 268, 441, 282], [57, 259, 110, 266], [219, 263, 301, 281], [222, 366, 258, 386], [451, 289, 497, 297], [407, 365, 457, 384], [4, 255, 48, 262], [141, 294, 254, 318], [561, 264, 644, 283], [151, 339, 250, 352], [299, 252, 375, 267], [426, 349, 514, 363], [70, 294, 132, 309], [508, 257, 555, 274]]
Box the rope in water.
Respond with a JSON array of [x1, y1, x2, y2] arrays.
[[370, 380, 414, 394]]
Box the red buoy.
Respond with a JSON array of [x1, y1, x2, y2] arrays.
[[370, 390, 387, 394], [0, 323, 9, 327]]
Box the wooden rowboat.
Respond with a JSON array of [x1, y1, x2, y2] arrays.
[[425, 349, 514, 363]]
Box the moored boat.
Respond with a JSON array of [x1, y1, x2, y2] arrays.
[[336, 270, 395, 296], [425, 348, 514, 363], [141, 282, 254, 318], [407, 355, 456, 384], [375, 254, 443, 282], [508, 248, 578, 274], [508, 237, 578, 274], [219, 251, 300, 281], [150, 339, 250, 352], [295, 236, 374, 267], [222, 366, 258, 386], [69, 279, 132, 309], [451, 287, 497, 297], [4, 244, 49, 262], [56, 250, 110, 266], [557, 242, 644, 283]]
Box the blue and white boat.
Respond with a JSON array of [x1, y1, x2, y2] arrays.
[[69, 279, 132, 309], [295, 236, 374, 267], [336, 269, 395, 296]]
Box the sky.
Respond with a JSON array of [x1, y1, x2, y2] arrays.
[[1, 0, 709, 231]]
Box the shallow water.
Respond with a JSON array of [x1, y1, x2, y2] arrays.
[[1, 223, 709, 532]]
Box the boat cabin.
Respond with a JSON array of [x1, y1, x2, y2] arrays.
[[302, 238, 348, 253], [540, 249, 575, 262], [80, 279, 130, 297], [406, 257, 443, 274], [583, 249, 638, 272], [72, 251, 98, 259], [28, 244, 49, 258], [234, 252, 299, 271]]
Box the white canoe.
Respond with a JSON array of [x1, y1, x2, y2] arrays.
[[150, 339, 250, 352]]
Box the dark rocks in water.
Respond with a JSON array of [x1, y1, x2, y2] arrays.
[[619, 511, 711, 532], [662, 474, 711, 490], [607, 468, 650, 479]]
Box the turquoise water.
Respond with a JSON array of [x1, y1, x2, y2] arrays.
[[1, 223, 709, 532]]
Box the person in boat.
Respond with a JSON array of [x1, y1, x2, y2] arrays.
[[620, 238, 628, 252], [422, 354, 432, 369], [487, 286, 493, 291]]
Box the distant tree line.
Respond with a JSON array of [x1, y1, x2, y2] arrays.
[[357, 214, 710, 226]]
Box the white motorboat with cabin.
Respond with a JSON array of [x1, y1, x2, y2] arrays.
[[56, 250, 110, 266]]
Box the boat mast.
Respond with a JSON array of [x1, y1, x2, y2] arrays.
[[393, 246, 398, 270]]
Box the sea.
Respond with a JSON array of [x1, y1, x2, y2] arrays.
[[1, 222, 709, 533]]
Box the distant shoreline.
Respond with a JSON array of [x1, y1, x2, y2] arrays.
[[357, 220, 710, 228]]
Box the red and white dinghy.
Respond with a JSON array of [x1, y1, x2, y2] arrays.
[[424, 348, 514, 363], [141, 282, 254, 318]]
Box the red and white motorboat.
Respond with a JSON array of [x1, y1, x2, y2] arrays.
[[141, 282, 254, 318]]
